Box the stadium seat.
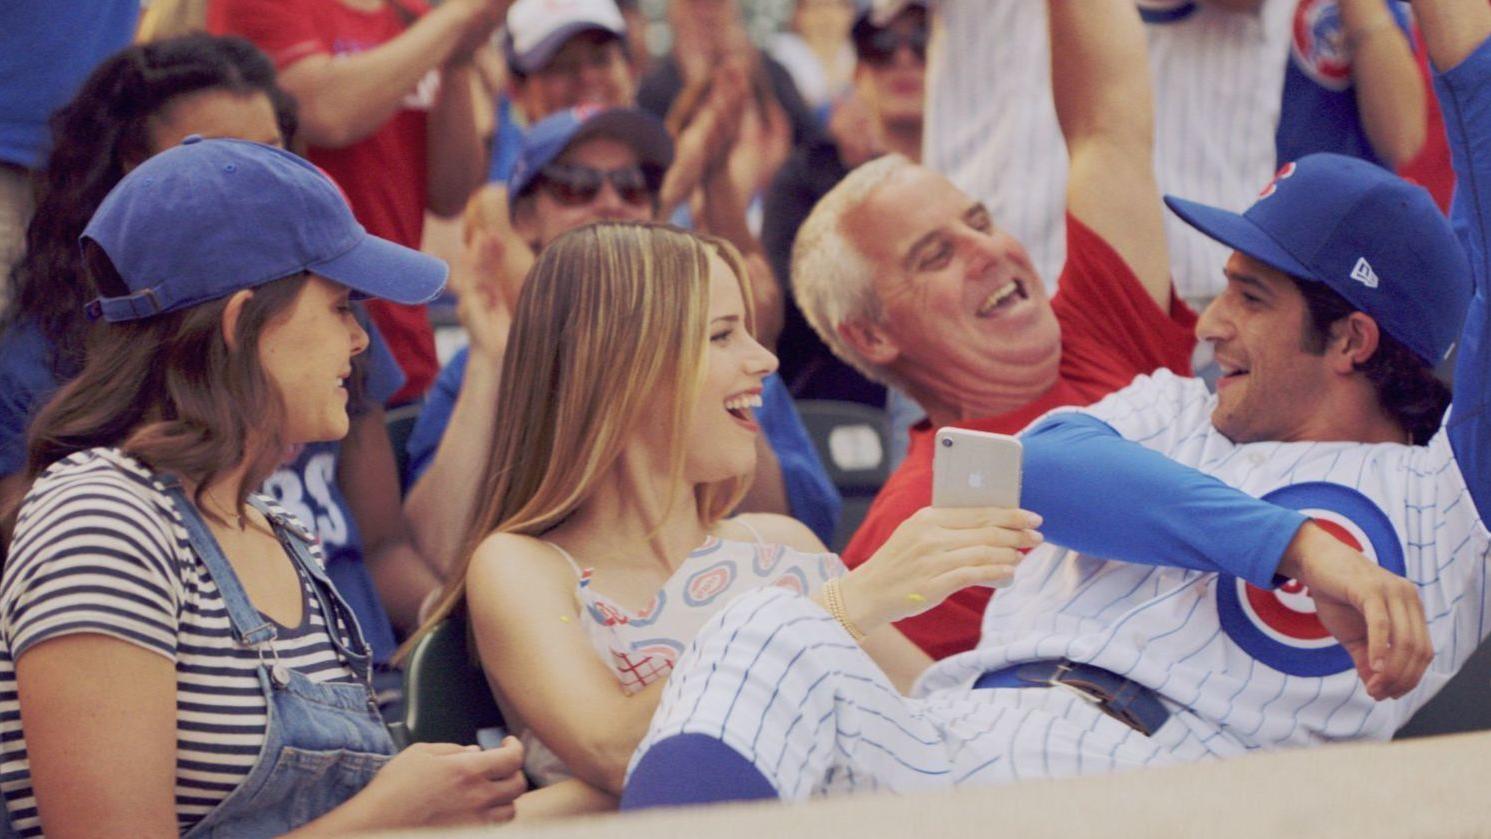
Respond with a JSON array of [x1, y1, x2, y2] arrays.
[[1395, 634, 1491, 738], [397, 616, 507, 748], [795, 400, 892, 552], [383, 401, 421, 494]]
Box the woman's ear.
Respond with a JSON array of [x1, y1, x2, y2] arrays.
[[220, 289, 255, 351]]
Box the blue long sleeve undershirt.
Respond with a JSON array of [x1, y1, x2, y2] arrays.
[[1019, 413, 1307, 589]]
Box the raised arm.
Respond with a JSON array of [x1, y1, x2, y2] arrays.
[[265, 0, 503, 149], [1340, 0, 1426, 168], [1420, 0, 1491, 522], [1049, 0, 1171, 309]]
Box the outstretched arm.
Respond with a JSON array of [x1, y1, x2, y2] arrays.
[[1050, 0, 1171, 309]]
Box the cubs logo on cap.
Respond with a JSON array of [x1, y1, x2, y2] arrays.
[[1257, 162, 1296, 199], [1292, 0, 1351, 91], [1216, 482, 1406, 677]]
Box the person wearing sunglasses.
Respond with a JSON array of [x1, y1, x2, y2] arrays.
[[761, 2, 927, 409], [405, 105, 841, 585]]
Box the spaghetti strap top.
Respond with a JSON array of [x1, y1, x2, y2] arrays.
[[521, 521, 846, 786]]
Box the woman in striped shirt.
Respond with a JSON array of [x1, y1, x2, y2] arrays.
[[0, 139, 524, 837]]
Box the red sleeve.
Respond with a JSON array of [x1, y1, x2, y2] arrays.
[[1051, 213, 1197, 395], [207, 0, 330, 69]]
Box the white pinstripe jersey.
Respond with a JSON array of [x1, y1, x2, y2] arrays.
[[921, 369, 1491, 749], [923, 1, 1293, 304]]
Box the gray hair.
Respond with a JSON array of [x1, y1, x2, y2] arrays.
[[790, 153, 914, 388]]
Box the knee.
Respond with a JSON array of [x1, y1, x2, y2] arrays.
[[621, 733, 778, 810]]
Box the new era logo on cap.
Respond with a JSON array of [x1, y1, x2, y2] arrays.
[[1350, 257, 1380, 289]]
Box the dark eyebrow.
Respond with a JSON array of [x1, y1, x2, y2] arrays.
[[1223, 269, 1273, 297]]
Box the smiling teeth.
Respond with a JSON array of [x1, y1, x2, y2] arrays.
[[977, 282, 1022, 316], [725, 394, 763, 412]]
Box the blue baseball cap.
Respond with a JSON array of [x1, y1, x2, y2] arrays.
[[508, 106, 673, 204], [83, 137, 447, 323], [1165, 153, 1470, 366]]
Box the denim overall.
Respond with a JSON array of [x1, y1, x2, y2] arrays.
[[166, 479, 396, 837], [0, 477, 393, 839]]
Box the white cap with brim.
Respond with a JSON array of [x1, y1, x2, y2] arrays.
[[505, 0, 627, 75]]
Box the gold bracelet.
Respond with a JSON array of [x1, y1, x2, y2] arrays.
[[823, 578, 867, 642]]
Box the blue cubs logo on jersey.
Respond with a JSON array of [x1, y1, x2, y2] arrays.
[[1216, 482, 1406, 677], [1292, 0, 1351, 92]]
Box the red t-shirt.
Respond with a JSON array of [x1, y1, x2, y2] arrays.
[[841, 214, 1198, 660], [209, 0, 439, 404]]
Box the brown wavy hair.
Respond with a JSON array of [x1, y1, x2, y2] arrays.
[[20, 244, 308, 524], [406, 222, 755, 652]]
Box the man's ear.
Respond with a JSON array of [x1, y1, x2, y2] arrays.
[[1329, 311, 1382, 373], [220, 289, 255, 352], [837, 317, 900, 367]]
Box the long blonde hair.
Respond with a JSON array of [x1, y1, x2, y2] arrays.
[[410, 222, 756, 645]]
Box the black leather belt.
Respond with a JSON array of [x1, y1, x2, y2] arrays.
[[973, 659, 1170, 737]]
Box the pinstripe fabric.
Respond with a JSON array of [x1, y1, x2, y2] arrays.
[[923, 1, 1293, 305], [630, 369, 1489, 797], [630, 587, 1223, 799]]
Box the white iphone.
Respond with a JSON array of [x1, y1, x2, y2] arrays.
[[931, 428, 1023, 510]]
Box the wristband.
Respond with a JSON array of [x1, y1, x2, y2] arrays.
[[823, 578, 867, 642]]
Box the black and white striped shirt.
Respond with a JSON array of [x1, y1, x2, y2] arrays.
[[0, 448, 357, 836]]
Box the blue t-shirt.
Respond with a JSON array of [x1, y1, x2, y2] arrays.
[[1275, 0, 1410, 168], [0, 321, 58, 477], [407, 347, 843, 544], [0, 0, 137, 168], [0, 311, 409, 664]]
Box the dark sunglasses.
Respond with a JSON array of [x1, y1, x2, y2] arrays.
[[857, 27, 929, 66], [537, 162, 658, 207]]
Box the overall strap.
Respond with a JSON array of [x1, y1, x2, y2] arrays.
[[245, 495, 375, 678], [157, 475, 277, 648]]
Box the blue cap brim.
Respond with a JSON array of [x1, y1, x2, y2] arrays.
[[1164, 195, 1315, 282], [310, 232, 448, 305]]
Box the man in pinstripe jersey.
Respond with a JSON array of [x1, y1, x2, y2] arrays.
[[617, 0, 1482, 807]]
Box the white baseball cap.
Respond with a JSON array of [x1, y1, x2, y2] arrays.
[[504, 0, 628, 75], [869, 0, 925, 26]]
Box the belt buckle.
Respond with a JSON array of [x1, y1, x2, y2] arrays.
[[1046, 662, 1104, 706], [1047, 662, 1156, 737]]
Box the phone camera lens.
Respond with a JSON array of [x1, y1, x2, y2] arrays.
[[941, 438, 952, 448]]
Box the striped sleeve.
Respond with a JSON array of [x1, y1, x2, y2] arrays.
[[3, 464, 182, 662]]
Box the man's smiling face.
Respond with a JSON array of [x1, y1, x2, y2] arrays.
[[1198, 251, 1337, 443], [841, 165, 1060, 396]]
